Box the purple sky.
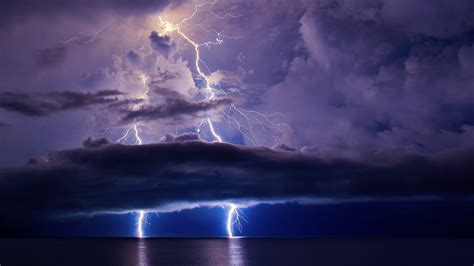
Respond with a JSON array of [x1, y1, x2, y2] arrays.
[[1, 0, 474, 164], [0, 0, 473, 226]]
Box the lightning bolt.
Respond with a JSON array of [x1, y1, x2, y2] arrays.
[[137, 210, 146, 238], [117, 123, 143, 145], [74, 1, 290, 237], [58, 19, 114, 45], [158, 2, 291, 145], [226, 204, 246, 238], [207, 118, 222, 142], [159, 14, 226, 142], [116, 73, 149, 145]]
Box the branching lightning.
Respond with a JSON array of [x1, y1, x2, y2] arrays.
[[158, 7, 227, 142], [117, 123, 143, 145], [226, 204, 246, 238], [116, 73, 149, 145], [207, 118, 222, 142], [157, 1, 291, 145], [64, 1, 293, 237], [58, 20, 114, 45]]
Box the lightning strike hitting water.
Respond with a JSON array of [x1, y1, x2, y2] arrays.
[[137, 210, 145, 238], [226, 204, 246, 238], [119, 121, 145, 237], [77, 1, 287, 237]]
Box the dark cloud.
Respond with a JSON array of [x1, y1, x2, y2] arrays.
[[107, 98, 145, 109], [272, 143, 297, 152], [119, 98, 232, 123], [0, 90, 124, 117], [82, 137, 113, 148], [0, 139, 472, 222], [149, 31, 174, 55], [0, 122, 8, 127], [161, 132, 201, 142], [1, 1, 474, 230]]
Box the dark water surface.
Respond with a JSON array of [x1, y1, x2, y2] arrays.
[[0, 238, 473, 266]]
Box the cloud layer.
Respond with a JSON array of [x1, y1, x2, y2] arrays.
[[0, 138, 472, 222], [0, 90, 124, 116], [119, 98, 232, 123]]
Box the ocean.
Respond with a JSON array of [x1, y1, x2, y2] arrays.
[[0, 238, 473, 265]]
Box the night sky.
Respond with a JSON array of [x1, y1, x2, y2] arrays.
[[0, 0, 474, 237]]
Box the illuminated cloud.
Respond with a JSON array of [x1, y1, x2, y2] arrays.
[[261, 0, 474, 156], [0, 0, 473, 236]]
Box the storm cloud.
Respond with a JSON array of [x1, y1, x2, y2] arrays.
[[0, 90, 124, 116], [0, 0, 474, 235], [149, 31, 174, 56], [0, 138, 473, 221], [260, 0, 474, 156], [119, 98, 232, 123]]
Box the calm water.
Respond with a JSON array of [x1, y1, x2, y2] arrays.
[[0, 238, 473, 266]]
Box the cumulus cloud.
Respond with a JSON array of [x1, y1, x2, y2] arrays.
[[147, 56, 199, 101], [261, 0, 474, 157], [1, 1, 474, 228], [0, 90, 124, 116], [0, 139, 472, 222]]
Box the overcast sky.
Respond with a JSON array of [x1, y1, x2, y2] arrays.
[[0, 0, 473, 235]]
